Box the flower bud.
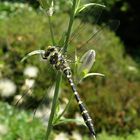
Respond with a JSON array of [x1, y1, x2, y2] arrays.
[[78, 50, 96, 74]]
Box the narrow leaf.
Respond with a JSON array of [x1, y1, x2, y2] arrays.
[[78, 50, 96, 74], [80, 72, 105, 82], [21, 50, 45, 62], [75, 0, 81, 14], [75, 50, 96, 83], [76, 3, 105, 14]]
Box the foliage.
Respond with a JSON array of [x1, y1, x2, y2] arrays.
[[0, 101, 46, 140], [54, 0, 119, 12], [0, 1, 33, 18], [97, 130, 140, 140], [0, 1, 140, 137], [1, 101, 140, 139]]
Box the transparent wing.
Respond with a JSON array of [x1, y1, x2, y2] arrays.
[[65, 19, 120, 61], [14, 72, 56, 124], [69, 4, 105, 43], [15, 50, 57, 120], [56, 3, 105, 47], [58, 2, 119, 61], [32, 84, 56, 124]]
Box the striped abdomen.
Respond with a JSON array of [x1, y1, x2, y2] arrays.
[[63, 69, 96, 138], [43, 46, 96, 138]]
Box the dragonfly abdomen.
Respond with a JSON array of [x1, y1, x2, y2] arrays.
[[66, 73, 96, 138], [43, 46, 96, 138]]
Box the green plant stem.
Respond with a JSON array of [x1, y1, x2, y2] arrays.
[[38, 0, 55, 45], [53, 0, 77, 125], [63, 0, 77, 53], [45, 72, 62, 140], [53, 94, 74, 124], [40, 1, 77, 139]]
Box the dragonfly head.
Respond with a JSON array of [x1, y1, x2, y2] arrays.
[[42, 46, 58, 59]]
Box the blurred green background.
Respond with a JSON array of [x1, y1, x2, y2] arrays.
[[0, 0, 140, 140]]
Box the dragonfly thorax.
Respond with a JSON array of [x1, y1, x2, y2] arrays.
[[43, 46, 72, 77]]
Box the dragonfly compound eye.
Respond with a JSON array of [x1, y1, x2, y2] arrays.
[[49, 47, 55, 52], [43, 51, 50, 59]]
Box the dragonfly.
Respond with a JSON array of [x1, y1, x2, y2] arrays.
[[21, 46, 96, 139], [20, 4, 119, 139]]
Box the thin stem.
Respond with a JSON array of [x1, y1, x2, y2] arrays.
[[38, 0, 55, 45], [39, 1, 77, 139], [45, 72, 62, 140], [63, 0, 77, 53], [53, 94, 74, 124], [53, 0, 77, 126]]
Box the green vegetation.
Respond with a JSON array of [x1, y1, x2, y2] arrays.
[[0, 1, 140, 139], [0, 101, 46, 140], [98, 130, 140, 140], [1, 101, 140, 139]]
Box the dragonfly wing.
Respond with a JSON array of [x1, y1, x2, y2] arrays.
[[69, 4, 105, 45], [66, 19, 120, 61]]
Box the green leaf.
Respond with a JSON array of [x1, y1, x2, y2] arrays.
[[76, 3, 105, 15], [75, 0, 81, 14], [78, 50, 96, 74], [21, 50, 45, 62], [75, 50, 96, 83], [80, 72, 105, 82], [53, 118, 86, 126]]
